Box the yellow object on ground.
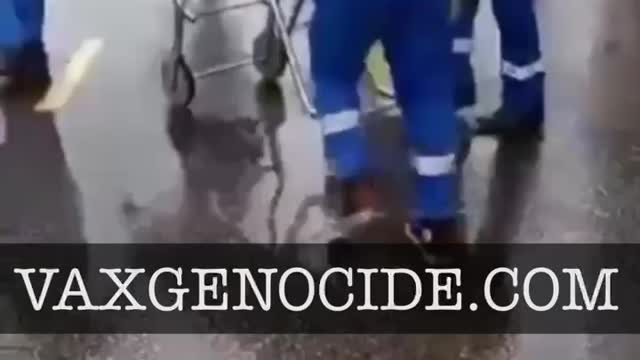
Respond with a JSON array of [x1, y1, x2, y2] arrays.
[[35, 38, 104, 112], [365, 42, 395, 97]]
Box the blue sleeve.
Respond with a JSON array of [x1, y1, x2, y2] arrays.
[[0, 0, 25, 49]]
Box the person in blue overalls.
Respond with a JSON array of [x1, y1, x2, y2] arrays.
[[454, 0, 545, 138], [1, 0, 50, 90], [311, 0, 466, 243]]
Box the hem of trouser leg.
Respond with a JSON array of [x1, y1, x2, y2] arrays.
[[501, 72, 546, 84], [320, 110, 370, 180], [410, 153, 459, 221], [501, 59, 544, 82], [324, 135, 371, 180], [325, 159, 374, 182]]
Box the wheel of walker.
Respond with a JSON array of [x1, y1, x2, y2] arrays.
[[161, 54, 195, 107], [253, 26, 288, 81]]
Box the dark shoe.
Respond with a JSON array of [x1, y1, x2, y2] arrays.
[[404, 216, 469, 265], [324, 176, 384, 218], [405, 217, 466, 244], [326, 216, 407, 268], [324, 176, 386, 248], [6, 41, 51, 95], [474, 107, 543, 140], [342, 177, 383, 217]]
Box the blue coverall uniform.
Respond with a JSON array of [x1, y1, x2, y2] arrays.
[[1, 0, 48, 83], [0, 0, 45, 49], [13, 0, 46, 46], [454, 0, 544, 120], [311, 0, 459, 220]]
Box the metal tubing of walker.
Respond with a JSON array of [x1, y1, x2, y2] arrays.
[[172, 0, 197, 22], [173, 0, 261, 21], [287, 0, 305, 34], [195, 57, 260, 79], [266, 0, 317, 116], [200, 0, 263, 17], [170, 1, 186, 88]]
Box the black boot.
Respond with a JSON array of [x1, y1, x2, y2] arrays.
[[324, 175, 388, 244], [7, 41, 51, 94], [324, 175, 385, 219], [474, 107, 544, 140]]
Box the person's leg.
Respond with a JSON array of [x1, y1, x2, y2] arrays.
[[310, 0, 383, 215], [8, 0, 49, 88], [475, 0, 545, 138], [13, 0, 45, 46], [383, 0, 463, 241], [453, 0, 480, 110]]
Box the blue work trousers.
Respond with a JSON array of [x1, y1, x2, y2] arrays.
[[13, 0, 45, 45], [310, 0, 459, 219], [454, 0, 544, 116]]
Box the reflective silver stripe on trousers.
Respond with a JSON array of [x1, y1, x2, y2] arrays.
[[453, 38, 473, 54], [411, 154, 457, 176], [321, 110, 360, 136], [502, 60, 544, 81]]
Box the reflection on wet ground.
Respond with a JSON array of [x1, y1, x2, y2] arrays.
[[1, 0, 640, 358]]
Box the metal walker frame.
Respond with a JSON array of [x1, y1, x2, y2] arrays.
[[161, 0, 316, 115]]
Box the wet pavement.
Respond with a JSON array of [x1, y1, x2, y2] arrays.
[[1, 0, 640, 358]]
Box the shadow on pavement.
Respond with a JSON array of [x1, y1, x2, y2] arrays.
[[475, 139, 542, 244]]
